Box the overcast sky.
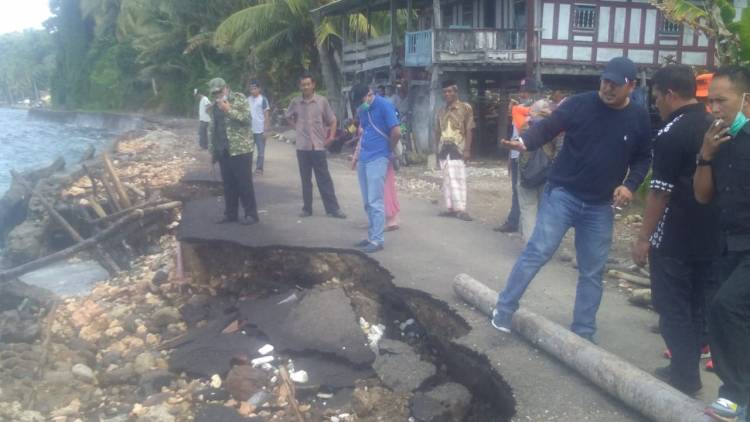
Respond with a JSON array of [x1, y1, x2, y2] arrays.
[[0, 1, 52, 35]]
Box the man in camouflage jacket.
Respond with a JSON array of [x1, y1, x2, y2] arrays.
[[208, 77, 259, 225]]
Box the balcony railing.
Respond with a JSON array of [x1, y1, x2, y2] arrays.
[[406, 28, 527, 66]]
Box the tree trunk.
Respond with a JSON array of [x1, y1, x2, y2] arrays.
[[317, 40, 341, 118]]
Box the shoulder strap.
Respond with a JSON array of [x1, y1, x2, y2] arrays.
[[368, 111, 390, 142]]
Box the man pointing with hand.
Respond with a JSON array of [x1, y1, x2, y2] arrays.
[[491, 57, 652, 342]]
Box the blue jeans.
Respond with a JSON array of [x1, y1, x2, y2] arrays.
[[495, 184, 614, 338], [254, 133, 265, 170], [357, 156, 389, 246]]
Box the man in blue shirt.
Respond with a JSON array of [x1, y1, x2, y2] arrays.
[[350, 84, 401, 253], [491, 57, 652, 342]]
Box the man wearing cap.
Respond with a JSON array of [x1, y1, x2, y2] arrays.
[[285, 73, 347, 219], [694, 65, 750, 422], [490, 57, 652, 342], [207, 77, 259, 226], [248, 80, 271, 176], [435, 79, 475, 221]]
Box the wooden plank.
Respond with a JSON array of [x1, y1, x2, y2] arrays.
[[103, 153, 133, 209]]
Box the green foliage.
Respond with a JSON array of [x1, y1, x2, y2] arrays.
[[43, 0, 392, 114], [0, 30, 55, 104]]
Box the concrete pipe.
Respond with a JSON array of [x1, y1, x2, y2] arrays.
[[453, 273, 712, 422]]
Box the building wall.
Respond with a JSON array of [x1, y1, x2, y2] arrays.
[[538, 0, 715, 68]]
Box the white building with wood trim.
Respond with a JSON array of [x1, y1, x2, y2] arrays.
[[313, 0, 746, 154]]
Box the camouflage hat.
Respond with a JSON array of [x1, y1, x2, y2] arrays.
[[208, 77, 227, 93]]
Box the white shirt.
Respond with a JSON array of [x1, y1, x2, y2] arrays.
[[198, 96, 211, 122], [248, 94, 270, 134]]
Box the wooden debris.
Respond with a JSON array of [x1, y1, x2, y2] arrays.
[[11, 170, 121, 276], [278, 366, 305, 422], [103, 153, 133, 209], [628, 289, 652, 307], [608, 269, 651, 287], [0, 201, 181, 282]]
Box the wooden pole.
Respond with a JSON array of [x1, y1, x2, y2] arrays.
[[92, 163, 123, 212], [0, 201, 181, 282], [452, 273, 712, 422], [279, 366, 305, 422], [92, 199, 167, 225], [102, 153, 133, 208], [11, 171, 121, 275], [525, 0, 535, 78]]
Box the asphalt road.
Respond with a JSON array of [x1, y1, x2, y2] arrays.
[[179, 136, 720, 422]]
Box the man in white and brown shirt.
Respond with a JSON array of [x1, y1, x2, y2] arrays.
[[435, 79, 475, 221], [285, 73, 346, 219]]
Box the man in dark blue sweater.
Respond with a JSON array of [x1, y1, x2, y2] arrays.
[[491, 57, 652, 342]]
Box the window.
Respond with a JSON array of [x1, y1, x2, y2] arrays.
[[572, 5, 597, 30], [660, 17, 680, 34]]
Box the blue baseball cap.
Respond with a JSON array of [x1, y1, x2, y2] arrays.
[[601, 57, 637, 86]]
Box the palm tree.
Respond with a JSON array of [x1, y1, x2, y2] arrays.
[[214, 0, 347, 110]]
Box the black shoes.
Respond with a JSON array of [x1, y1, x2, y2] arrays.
[[215, 216, 258, 225], [299, 210, 313, 218], [240, 216, 259, 225], [327, 210, 347, 219], [653, 366, 702, 395]]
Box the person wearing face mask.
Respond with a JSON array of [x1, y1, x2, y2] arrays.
[[694, 65, 750, 422], [349, 83, 401, 253], [490, 57, 652, 343]]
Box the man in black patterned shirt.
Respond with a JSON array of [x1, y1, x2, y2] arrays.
[[631, 65, 720, 394]]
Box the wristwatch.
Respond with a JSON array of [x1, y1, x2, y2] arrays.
[[696, 154, 712, 166]]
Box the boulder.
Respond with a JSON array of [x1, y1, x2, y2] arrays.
[[410, 382, 472, 422], [372, 339, 436, 393], [3, 220, 47, 265], [71, 363, 95, 383], [225, 365, 268, 401]]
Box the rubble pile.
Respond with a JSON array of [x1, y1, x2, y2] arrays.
[[0, 233, 490, 421]]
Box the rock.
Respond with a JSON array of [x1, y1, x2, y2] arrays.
[[294, 356, 374, 389], [373, 339, 436, 393], [134, 352, 157, 375], [225, 365, 267, 401], [237, 288, 375, 366], [71, 363, 95, 383], [169, 333, 266, 378], [352, 384, 410, 419], [410, 382, 472, 422], [4, 221, 46, 265], [152, 270, 169, 285], [194, 404, 264, 422], [139, 369, 177, 396], [194, 387, 229, 402], [50, 399, 81, 418], [135, 404, 175, 422], [98, 364, 137, 387], [152, 307, 181, 329], [0, 279, 56, 312]]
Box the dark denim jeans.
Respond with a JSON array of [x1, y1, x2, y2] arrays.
[[495, 184, 614, 339]]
